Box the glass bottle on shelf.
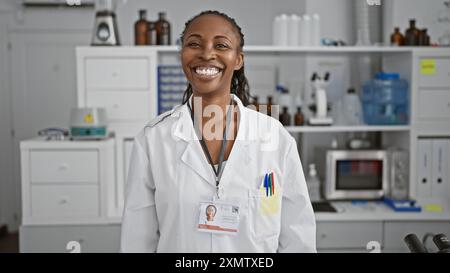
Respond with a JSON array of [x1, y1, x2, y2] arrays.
[[279, 106, 291, 126], [294, 106, 305, 126], [267, 96, 273, 117], [418, 29, 430, 46], [405, 19, 420, 46], [307, 164, 321, 202], [250, 96, 260, 112], [155, 12, 171, 45], [148, 21, 157, 45], [135, 10, 149, 45], [390, 27, 405, 46]]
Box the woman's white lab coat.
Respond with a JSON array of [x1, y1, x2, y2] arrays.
[[120, 94, 316, 253]]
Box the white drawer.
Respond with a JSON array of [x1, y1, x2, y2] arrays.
[[419, 58, 450, 88], [383, 221, 450, 252], [418, 89, 450, 119], [316, 221, 383, 249], [86, 91, 150, 121], [30, 150, 98, 183], [85, 58, 149, 90], [31, 185, 99, 218], [20, 225, 120, 253]]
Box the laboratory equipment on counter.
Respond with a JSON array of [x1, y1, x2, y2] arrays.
[[308, 72, 333, 126], [404, 233, 450, 253], [91, 0, 120, 46], [70, 107, 108, 140], [315, 149, 388, 200], [361, 72, 409, 125], [386, 149, 409, 201], [37, 128, 69, 141]]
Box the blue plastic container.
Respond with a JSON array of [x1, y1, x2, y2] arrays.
[[361, 72, 409, 125]]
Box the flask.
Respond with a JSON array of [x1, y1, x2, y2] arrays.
[[390, 27, 405, 46], [155, 12, 171, 45], [294, 107, 305, 126], [279, 107, 291, 126], [307, 164, 321, 202], [134, 10, 149, 45]]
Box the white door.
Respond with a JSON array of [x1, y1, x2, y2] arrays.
[[10, 31, 90, 230]]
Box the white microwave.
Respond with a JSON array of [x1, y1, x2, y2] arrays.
[[317, 150, 388, 200]]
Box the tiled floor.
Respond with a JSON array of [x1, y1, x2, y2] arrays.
[[0, 233, 19, 253]]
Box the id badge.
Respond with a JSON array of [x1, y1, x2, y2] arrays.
[[197, 200, 240, 235]]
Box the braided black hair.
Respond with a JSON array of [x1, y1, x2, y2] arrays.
[[180, 10, 250, 106]]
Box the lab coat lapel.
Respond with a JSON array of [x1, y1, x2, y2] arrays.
[[217, 95, 253, 188], [173, 104, 216, 187]]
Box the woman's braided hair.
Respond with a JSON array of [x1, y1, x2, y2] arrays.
[[180, 10, 250, 106]]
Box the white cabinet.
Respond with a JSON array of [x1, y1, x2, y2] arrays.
[[20, 138, 116, 225], [20, 224, 120, 253], [418, 58, 450, 88], [316, 221, 383, 251]]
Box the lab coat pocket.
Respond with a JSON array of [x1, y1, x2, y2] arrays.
[[248, 188, 282, 242]]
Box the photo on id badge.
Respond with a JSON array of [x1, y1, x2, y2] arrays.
[[197, 202, 240, 235]]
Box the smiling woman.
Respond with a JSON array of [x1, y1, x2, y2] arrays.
[[120, 10, 316, 253]]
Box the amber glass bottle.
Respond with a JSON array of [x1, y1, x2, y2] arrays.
[[279, 107, 291, 126], [135, 10, 149, 45], [294, 107, 305, 126], [155, 12, 171, 45], [391, 27, 405, 46], [405, 19, 420, 46]]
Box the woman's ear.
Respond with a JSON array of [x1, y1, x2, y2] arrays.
[[234, 52, 244, 71]]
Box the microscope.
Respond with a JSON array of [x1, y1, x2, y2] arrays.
[[404, 233, 450, 253], [308, 72, 333, 126]]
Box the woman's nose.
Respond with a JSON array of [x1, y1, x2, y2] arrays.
[[199, 45, 216, 60]]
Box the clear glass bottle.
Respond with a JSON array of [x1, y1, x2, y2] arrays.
[[307, 164, 321, 202]]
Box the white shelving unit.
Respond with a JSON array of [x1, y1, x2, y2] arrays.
[[286, 125, 411, 133], [64, 45, 450, 253]]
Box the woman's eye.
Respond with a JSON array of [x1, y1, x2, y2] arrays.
[[216, 43, 229, 49], [186, 42, 200, 48]]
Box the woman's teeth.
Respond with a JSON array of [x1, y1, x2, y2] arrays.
[[195, 67, 220, 76]]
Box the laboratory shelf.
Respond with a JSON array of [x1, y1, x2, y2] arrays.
[[140, 45, 415, 53], [285, 125, 411, 133]]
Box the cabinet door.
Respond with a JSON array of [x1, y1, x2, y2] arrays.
[[384, 221, 450, 253], [19, 224, 120, 253], [10, 31, 90, 231], [316, 221, 383, 251]]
